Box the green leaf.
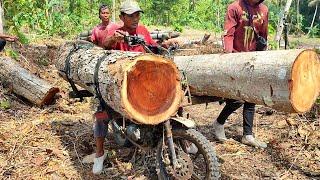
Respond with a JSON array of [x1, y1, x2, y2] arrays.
[[0, 100, 11, 110], [6, 49, 19, 61]]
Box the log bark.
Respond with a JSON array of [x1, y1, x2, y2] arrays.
[[174, 49, 320, 113], [0, 57, 59, 106], [55, 41, 182, 125]]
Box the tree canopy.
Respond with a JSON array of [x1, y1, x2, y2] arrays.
[[2, 0, 319, 41]]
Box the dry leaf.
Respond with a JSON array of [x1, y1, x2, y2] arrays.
[[32, 156, 45, 166], [276, 119, 288, 129], [315, 149, 320, 160], [32, 115, 46, 126], [286, 117, 297, 126], [297, 126, 310, 137]]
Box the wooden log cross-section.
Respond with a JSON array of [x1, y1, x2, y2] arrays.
[[174, 49, 320, 113], [55, 41, 182, 125], [0, 56, 59, 106]]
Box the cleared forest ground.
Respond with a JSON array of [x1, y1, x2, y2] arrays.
[[0, 30, 319, 179]]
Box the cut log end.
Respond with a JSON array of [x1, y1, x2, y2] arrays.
[[290, 50, 320, 113], [40, 87, 60, 106], [122, 55, 182, 124]]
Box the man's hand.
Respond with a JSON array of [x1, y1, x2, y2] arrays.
[[113, 30, 128, 42], [102, 30, 128, 49], [4, 35, 18, 42]]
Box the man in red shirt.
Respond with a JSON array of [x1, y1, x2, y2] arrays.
[[92, 1, 161, 175], [91, 5, 119, 48], [213, 0, 268, 148], [103, 0, 157, 52], [90, 4, 120, 175]]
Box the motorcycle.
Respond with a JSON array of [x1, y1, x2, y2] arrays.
[[107, 33, 221, 179]]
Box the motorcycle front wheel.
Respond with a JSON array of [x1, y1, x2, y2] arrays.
[[157, 128, 220, 180]]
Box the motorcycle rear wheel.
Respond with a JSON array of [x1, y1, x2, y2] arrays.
[[157, 128, 220, 180]]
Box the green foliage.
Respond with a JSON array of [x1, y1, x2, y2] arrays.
[[14, 28, 30, 44], [267, 40, 278, 50], [173, 23, 183, 32], [6, 49, 19, 61], [1, 0, 319, 40], [307, 25, 320, 38], [0, 100, 11, 110]]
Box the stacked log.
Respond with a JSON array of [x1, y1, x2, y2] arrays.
[[55, 41, 182, 124], [174, 49, 320, 113]]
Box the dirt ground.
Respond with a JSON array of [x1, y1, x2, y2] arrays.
[[0, 33, 319, 180]]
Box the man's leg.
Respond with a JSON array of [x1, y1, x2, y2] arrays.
[[94, 120, 108, 157], [214, 99, 243, 141], [93, 109, 109, 174], [242, 102, 255, 135], [241, 102, 267, 148]]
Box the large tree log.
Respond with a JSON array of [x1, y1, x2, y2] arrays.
[[55, 41, 182, 125], [174, 49, 320, 113], [0, 57, 59, 106]]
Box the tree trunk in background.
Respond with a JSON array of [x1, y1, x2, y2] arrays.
[[216, 0, 221, 29], [189, 0, 195, 11], [308, 4, 318, 35], [174, 49, 320, 113], [0, 57, 59, 106], [296, 0, 300, 32], [0, 2, 4, 34], [55, 41, 182, 125], [275, 0, 293, 48], [112, 0, 116, 22]]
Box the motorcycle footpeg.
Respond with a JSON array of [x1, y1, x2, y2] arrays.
[[69, 90, 94, 99]]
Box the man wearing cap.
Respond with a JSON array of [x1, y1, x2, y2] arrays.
[[103, 0, 158, 52], [91, 1, 158, 175]]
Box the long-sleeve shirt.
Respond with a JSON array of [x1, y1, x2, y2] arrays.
[[223, 0, 268, 52], [107, 24, 157, 53]]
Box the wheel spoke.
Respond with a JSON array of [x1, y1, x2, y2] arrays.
[[191, 172, 202, 180]]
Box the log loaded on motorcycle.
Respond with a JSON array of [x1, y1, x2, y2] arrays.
[[55, 35, 220, 179]]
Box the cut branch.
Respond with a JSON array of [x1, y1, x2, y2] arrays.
[[0, 57, 59, 106]]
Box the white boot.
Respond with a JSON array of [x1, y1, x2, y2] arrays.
[[92, 152, 107, 174], [213, 120, 227, 142], [241, 135, 267, 149], [186, 143, 198, 154]]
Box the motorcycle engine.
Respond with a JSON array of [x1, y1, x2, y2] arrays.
[[126, 124, 140, 141]]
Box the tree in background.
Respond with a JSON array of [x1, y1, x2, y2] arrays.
[[0, 0, 318, 41], [307, 0, 319, 36]]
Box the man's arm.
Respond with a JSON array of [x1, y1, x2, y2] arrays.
[[0, 33, 18, 42], [261, 10, 269, 43], [223, 6, 238, 53], [141, 27, 157, 46], [90, 28, 98, 45]]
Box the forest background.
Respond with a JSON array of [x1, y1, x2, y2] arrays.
[[1, 0, 320, 46]]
